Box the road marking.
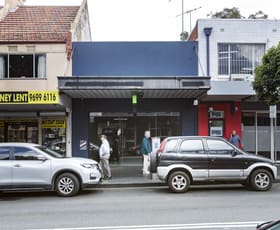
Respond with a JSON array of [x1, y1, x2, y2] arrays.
[[28, 221, 263, 230]]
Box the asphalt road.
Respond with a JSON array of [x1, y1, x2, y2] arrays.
[[0, 184, 280, 230]]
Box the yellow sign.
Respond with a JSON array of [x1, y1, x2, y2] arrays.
[[42, 119, 66, 128], [0, 91, 59, 104]]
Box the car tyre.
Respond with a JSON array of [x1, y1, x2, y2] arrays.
[[250, 169, 272, 191], [168, 171, 190, 193], [150, 151, 158, 173], [55, 173, 80, 197]]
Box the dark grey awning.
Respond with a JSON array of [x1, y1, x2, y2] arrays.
[[202, 81, 256, 101], [58, 76, 211, 99]]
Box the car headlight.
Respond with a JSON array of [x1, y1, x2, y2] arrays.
[[81, 163, 98, 169]]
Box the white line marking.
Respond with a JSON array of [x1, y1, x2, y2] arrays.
[[28, 221, 263, 230]]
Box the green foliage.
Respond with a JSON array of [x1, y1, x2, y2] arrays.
[[209, 8, 268, 19], [253, 43, 280, 105], [209, 7, 243, 19], [248, 10, 268, 19]]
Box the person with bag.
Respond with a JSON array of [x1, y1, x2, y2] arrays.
[[140, 130, 152, 175], [99, 134, 112, 179]]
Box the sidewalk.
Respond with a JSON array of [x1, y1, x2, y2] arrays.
[[97, 156, 280, 188], [98, 156, 164, 188]]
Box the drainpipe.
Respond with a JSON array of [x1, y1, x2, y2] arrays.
[[204, 27, 212, 77]]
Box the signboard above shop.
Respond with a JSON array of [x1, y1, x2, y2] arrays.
[[42, 119, 66, 128], [0, 91, 59, 104]]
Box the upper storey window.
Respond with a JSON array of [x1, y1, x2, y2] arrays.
[[218, 44, 265, 76], [0, 54, 46, 79]]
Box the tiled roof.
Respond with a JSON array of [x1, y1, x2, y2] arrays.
[[0, 6, 79, 43]]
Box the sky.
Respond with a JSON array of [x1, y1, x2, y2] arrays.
[[1, 0, 280, 41]]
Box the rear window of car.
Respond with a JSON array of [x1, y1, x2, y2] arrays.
[[179, 139, 205, 154], [36, 146, 65, 158], [163, 139, 178, 153], [0, 147, 10, 160]]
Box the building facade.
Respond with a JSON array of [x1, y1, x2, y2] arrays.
[[58, 41, 210, 158], [0, 0, 91, 155], [189, 19, 280, 161]]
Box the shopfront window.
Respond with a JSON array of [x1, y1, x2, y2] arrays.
[[0, 120, 4, 142], [5, 120, 38, 143], [242, 112, 280, 161], [42, 119, 66, 155], [89, 112, 180, 159]]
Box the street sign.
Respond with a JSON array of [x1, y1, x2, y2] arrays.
[[269, 105, 277, 118]]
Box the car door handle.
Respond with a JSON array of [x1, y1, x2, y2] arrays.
[[211, 157, 216, 162], [13, 164, 22, 168]]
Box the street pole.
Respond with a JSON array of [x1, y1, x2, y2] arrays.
[[181, 0, 184, 35], [270, 117, 274, 161], [269, 105, 276, 162]]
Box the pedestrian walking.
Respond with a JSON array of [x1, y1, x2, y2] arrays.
[[140, 130, 152, 175], [229, 130, 243, 149], [111, 128, 121, 163], [99, 134, 112, 179]]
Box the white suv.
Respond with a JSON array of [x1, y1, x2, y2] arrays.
[[0, 143, 102, 196]]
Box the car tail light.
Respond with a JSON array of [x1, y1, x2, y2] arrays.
[[157, 138, 167, 155]]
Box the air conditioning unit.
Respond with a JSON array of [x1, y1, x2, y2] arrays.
[[231, 74, 253, 81]]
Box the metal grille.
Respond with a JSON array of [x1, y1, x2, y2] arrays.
[[218, 43, 265, 76]]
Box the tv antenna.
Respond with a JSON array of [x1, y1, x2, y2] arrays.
[[176, 6, 202, 33]]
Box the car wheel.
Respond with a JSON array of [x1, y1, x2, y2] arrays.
[[168, 171, 190, 193], [55, 173, 80, 197], [150, 151, 158, 173], [250, 169, 272, 191]]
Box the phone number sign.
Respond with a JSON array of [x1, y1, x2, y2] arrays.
[[0, 91, 59, 104]]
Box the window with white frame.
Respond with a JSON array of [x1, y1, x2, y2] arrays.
[[218, 43, 265, 76], [0, 53, 46, 79]]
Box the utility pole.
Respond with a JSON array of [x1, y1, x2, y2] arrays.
[[169, 0, 185, 37]]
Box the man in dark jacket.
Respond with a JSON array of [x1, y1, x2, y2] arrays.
[[229, 130, 243, 149], [140, 130, 152, 175]]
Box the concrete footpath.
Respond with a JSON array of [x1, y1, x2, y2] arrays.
[[97, 156, 280, 188], [98, 156, 164, 188]]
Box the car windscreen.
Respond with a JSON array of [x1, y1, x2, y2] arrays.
[[35, 146, 65, 158]]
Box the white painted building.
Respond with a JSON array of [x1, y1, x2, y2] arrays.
[[189, 19, 280, 161]]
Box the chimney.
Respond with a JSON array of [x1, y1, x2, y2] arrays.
[[0, 0, 26, 20]]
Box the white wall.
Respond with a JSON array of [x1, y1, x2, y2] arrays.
[[197, 19, 280, 79]]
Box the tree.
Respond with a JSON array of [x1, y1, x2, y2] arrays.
[[248, 10, 268, 19], [253, 43, 280, 105], [208, 7, 268, 19], [180, 31, 189, 41], [208, 7, 244, 19], [253, 43, 280, 162]]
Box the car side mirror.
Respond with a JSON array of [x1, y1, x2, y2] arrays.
[[37, 155, 47, 161], [231, 149, 237, 157]]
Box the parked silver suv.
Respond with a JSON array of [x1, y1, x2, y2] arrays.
[[150, 136, 277, 193], [0, 143, 102, 196]]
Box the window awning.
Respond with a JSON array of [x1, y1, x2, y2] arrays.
[[58, 76, 211, 99], [201, 81, 256, 101]]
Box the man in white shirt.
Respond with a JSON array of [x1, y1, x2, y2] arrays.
[[99, 134, 111, 179]]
